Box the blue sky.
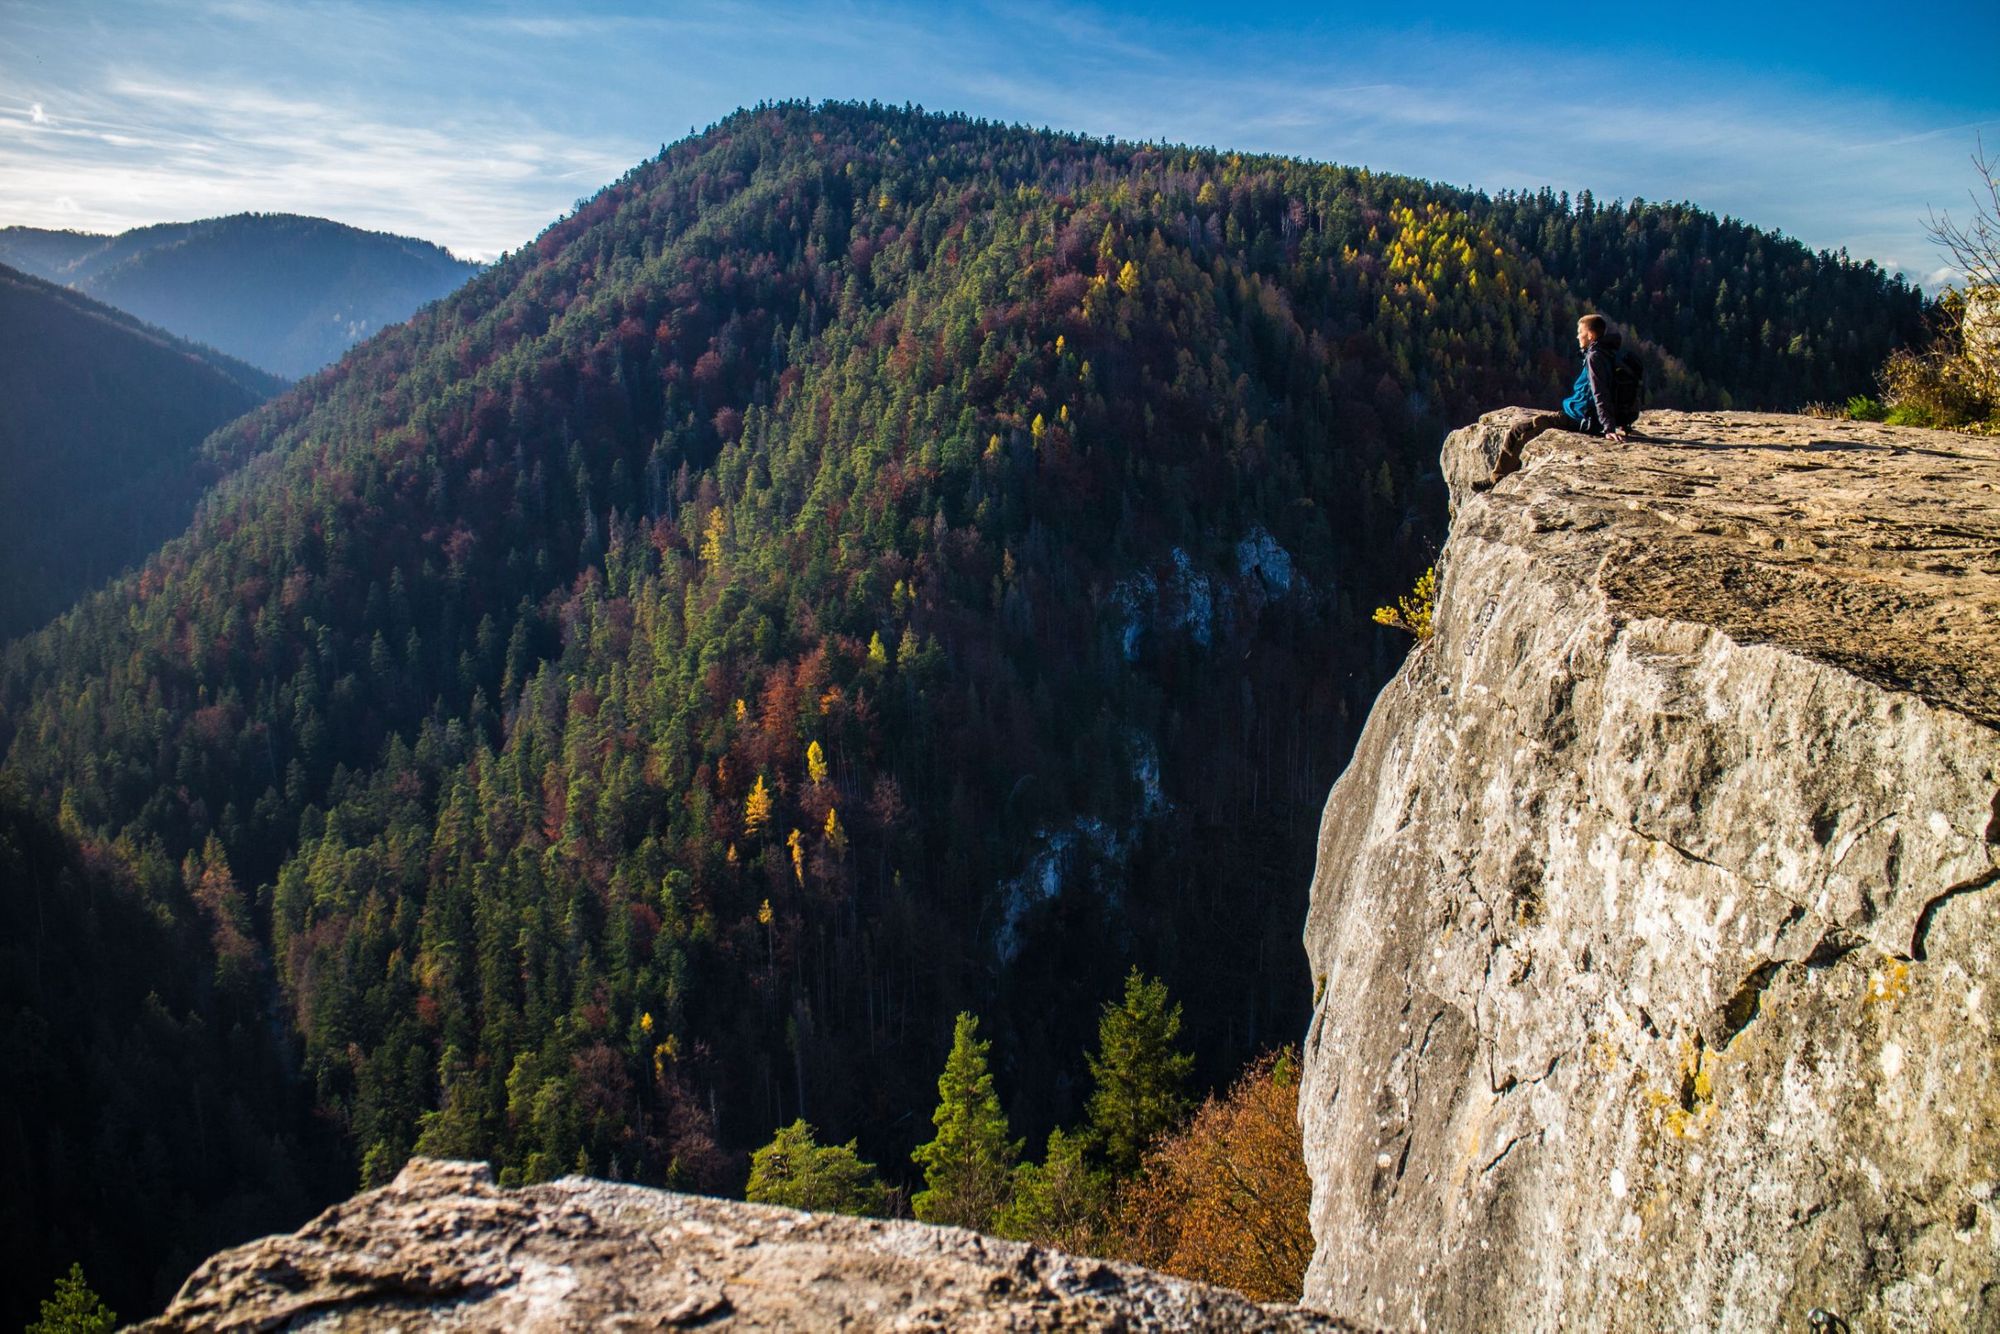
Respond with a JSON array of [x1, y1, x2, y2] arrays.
[[3, 0, 1996, 287]]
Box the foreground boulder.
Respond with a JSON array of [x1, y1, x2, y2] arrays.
[[136, 1157, 1349, 1331], [1301, 409, 2000, 1331]]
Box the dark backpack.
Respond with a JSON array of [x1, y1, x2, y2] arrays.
[[1609, 348, 1646, 427]]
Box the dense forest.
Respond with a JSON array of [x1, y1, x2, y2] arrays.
[[0, 778, 336, 1318], [0, 101, 1929, 1322], [0, 214, 479, 378], [0, 263, 283, 639]]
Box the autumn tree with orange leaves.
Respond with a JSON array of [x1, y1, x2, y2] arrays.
[[1110, 1049, 1313, 1302]]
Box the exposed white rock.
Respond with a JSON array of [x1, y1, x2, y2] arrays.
[[1301, 409, 2000, 1332], [1238, 524, 1298, 596]]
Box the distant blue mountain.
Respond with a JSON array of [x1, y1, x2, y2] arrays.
[[0, 213, 480, 378]]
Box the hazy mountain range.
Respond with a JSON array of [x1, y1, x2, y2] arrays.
[[0, 213, 479, 379]]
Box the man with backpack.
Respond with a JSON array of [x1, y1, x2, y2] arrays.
[[1566, 313, 1639, 442], [1486, 313, 1644, 485]]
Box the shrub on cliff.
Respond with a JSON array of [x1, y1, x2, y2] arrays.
[[1857, 146, 2000, 433], [1871, 288, 1998, 431]]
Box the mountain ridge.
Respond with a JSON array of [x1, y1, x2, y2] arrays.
[[0, 212, 480, 378], [0, 260, 283, 639]]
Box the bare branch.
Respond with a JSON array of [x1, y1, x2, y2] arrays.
[[1924, 136, 2000, 291]]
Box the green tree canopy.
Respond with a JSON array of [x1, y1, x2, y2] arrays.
[[911, 1012, 1020, 1230], [1087, 968, 1195, 1174], [995, 1126, 1113, 1253], [746, 1119, 889, 1217], [26, 1264, 114, 1334]]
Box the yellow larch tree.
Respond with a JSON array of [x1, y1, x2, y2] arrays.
[[700, 507, 727, 563], [744, 775, 773, 838]]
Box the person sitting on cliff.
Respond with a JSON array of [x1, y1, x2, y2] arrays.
[[1566, 313, 1627, 443], [1487, 313, 1631, 485]]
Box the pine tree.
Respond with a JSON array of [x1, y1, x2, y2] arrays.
[[911, 1012, 1020, 1230], [1087, 968, 1194, 1174], [745, 1119, 889, 1216], [995, 1126, 1112, 1253], [27, 1263, 115, 1334]]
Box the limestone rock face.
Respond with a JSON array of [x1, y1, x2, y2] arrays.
[[136, 1158, 1349, 1332], [1300, 409, 2000, 1332]]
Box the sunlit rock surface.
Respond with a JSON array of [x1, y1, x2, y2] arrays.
[[136, 1158, 1351, 1331], [1301, 409, 2000, 1331]]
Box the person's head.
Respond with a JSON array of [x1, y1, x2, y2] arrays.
[[1576, 313, 1608, 349]]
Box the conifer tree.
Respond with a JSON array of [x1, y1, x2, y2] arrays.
[[744, 775, 773, 838], [746, 1119, 889, 1216], [27, 1264, 114, 1334], [995, 1126, 1112, 1253], [1087, 968, 1194, 1174], [912, 1012, 1020, 1230]]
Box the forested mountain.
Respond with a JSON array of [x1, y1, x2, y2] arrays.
[[0, 263, 283, 639], [1479, 191, 1929, 407], [0, 101, 1927, 1322], [0, 214, 480, 378]]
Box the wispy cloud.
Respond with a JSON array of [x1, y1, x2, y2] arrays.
[[0, 0, 1992, 282]]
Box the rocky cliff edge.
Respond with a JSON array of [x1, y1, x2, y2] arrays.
[[1301, 408, 2000, 1331], [133, 1157, 1351, 1331]]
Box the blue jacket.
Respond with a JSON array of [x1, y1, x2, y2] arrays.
[[1562, 339, 1618, 434]]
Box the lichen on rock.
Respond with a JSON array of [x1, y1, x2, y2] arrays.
[[1300, 409, 2000, 1332]]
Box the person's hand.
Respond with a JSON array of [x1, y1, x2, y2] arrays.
[[1606, 428, 1627, 444]]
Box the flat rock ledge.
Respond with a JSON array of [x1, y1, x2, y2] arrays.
[[135, 1157, 1353, 1332], [1301, 409, 2000, 1332]]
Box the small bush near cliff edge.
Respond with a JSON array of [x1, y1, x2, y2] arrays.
[[1373, 567, 1437, 640]]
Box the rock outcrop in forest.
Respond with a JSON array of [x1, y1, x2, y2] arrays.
[[134, 1157, 1348, 1331], [1300, 408, 2000, 1331]]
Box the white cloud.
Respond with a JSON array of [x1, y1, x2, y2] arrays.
[[30, 102, 47, 124], [0, 0, 1991, 282]]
